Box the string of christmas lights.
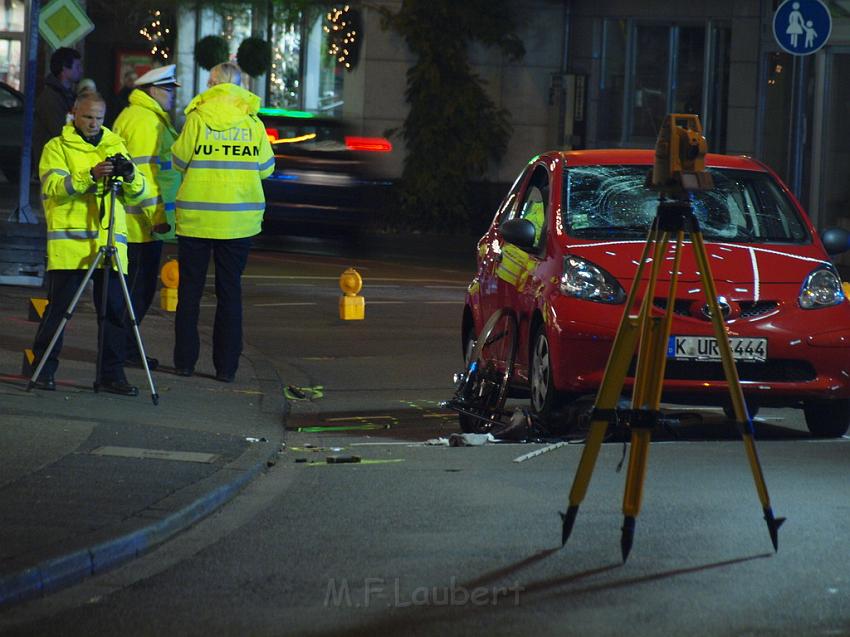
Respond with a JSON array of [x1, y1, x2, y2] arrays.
[[324, 5, 360, 70], [139, 9, 171, 61]]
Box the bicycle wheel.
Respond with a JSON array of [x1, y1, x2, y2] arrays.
[[457, 308, 519, 433]]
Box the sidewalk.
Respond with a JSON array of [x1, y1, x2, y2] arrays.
[[0, 282, 286, 608]]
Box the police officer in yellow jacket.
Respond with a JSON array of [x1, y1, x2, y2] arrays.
[[31, 92, 151, 395], [112, 64, 181, 371], [171, 62, 274, 382]]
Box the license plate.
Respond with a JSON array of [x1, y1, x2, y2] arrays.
[[667, 336, 767, 362]]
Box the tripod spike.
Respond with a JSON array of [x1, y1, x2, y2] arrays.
[[763, 507, 786, 552], [560, 505, 579, 546], [620, 516, 636, 562]]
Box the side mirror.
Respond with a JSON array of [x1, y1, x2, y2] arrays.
[[500, 218, 537, 250], [820, 227, 850, 256]]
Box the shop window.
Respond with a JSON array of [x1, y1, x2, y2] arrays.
[[632, 24, 670, 139], [0, 0, 25, 90], [269, 21, 301, 108], [599, 19, 729, 150], [269, 13, 343, 115], [194, 4, 344, 116], [599, 20, 626, 142]]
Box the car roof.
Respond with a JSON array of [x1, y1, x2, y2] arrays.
[[548, 148, 767, 172]]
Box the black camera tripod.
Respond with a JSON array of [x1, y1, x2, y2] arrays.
[[27, 177, 160, 405]]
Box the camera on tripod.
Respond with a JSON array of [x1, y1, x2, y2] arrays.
[[105, 154, 135, 181]]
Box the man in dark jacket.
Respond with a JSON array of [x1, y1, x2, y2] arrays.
[[33, 47, 83, 172]]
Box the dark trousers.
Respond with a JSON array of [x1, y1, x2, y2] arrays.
[[125, 240, 163, 356], [174, 236, 251, 376], [32, 268, 129, 382]]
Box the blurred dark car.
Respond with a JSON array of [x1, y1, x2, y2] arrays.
[[0, 81, 23, 183], [258, 107, 393, 234]]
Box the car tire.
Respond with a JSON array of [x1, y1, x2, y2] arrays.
[[530, 326, 562, 425], [722, 399, 759, 421], [803, 399, 850, 438]]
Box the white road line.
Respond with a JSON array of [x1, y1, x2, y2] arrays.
[[238, 274, 466, 284], [254, 302, 318, 307], [249, 300, 459, 307]]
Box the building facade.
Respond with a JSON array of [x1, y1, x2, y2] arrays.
[[9, 1, 850, 232]]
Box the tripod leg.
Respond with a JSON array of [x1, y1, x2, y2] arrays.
[[28, 252, 104, 390], [562, 330, 638, 546], [618, 230, 683, 561], [690, 231, 784, 550], [561, 226, 663, 547], [94, 251, 112, 391], [621, 428, 651, 561], [113, 250, 159, 405]]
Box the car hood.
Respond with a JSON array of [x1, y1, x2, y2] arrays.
[[566, 239, 832, 284]]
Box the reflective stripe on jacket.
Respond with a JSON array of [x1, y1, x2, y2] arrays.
[[112, 88, 180, 243], [171, 83, 275, 240], [39, 124, 149, 272]]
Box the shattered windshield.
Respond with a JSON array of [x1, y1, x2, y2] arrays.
[[564, 165, 810, 243]]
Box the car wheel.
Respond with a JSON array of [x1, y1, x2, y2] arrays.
[[722, 399, 759, 421], [803, 399, 850, 438], [530, 326, 562, 425]]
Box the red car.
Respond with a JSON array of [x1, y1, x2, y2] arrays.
[[460, 149, 850, 437]]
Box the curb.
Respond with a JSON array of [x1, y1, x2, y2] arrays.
[[0, 441, 278, 608]]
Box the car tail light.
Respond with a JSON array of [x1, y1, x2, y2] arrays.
[[345, 136, 392, 152], [266, 128, 279, 143]]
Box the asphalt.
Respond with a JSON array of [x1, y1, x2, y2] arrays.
[[0, 277, 287, 608]]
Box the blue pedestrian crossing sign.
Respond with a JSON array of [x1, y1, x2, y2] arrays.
[[773, 0, 831, 55]]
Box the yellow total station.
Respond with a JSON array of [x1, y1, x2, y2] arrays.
[[649, 113, 714, 193], [339, 267, 364, 320]]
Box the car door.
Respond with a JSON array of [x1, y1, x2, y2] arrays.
[[493, 163, 552, 382], [475, 166, 530, 328]]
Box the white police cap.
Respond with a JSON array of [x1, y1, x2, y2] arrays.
[[134, 64, 181, 88]]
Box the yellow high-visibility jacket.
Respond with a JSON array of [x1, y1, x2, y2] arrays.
[[171, 83, 275, 239], [39, 125, 150, 273], [112, 88, 180, 243]]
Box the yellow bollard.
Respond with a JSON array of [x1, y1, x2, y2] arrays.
[[160, 259, 179, 312], [339, 267, 365, 320]]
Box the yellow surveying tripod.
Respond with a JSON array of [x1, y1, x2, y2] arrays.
[[560, 114, 784, 562]]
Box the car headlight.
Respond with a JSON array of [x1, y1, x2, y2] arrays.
[[799, 266, 845, 309], [560, 255, 626, 303]]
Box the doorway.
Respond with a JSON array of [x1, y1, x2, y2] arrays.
[[816, 48, 850, 231]]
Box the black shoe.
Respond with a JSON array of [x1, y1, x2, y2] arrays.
[[174, 367, 193, 377], [99, 380, 139, 396], [32, 375, 55, 391], [215, 372, 235, 383], [127, 355, 159, 371]]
